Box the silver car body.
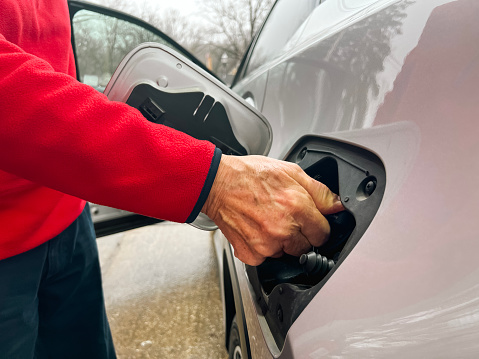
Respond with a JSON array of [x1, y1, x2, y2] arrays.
[[214, 0, 479, 357]]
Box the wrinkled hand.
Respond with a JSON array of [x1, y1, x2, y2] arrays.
[[202, 155, 344, 266]]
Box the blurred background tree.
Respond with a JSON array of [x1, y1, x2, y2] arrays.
[[87, 0, 274, 82], [199, 0, 274, 79]]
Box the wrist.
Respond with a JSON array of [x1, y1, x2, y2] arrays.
[[201, 154, 237, 221]]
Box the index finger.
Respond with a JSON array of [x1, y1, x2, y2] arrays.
[[289, 166, 344, 215]]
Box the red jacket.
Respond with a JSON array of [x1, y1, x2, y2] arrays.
[[0, 0, 220, 260]]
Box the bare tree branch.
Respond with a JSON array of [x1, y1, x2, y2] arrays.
[[83, 0, 274, 79], [198, 0, 273, 77]]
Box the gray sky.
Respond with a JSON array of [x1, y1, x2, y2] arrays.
[[160, 0, 199, 15], [129, 0, 203, 18], [93, 0, 202, 18]]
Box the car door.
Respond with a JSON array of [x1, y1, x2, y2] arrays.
[[67, 1, 272, 234]]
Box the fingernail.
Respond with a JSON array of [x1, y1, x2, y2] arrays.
[[333, 194, 345, 210]]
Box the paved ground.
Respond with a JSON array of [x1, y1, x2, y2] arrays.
[[97, 222, 228, 359]]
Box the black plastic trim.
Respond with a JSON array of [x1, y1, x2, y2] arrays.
[[222, 251, 236, 349], [223, 243, 252, 359], [126, 84, 248, 156], [245, 135, 386, 349], [94, 214, 162, 238]]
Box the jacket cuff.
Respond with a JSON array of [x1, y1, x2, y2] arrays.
[[185, 147, 222, 223]]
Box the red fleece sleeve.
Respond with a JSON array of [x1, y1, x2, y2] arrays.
[[0, 34, 217, 223]]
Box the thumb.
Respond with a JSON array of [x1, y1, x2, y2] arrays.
[[292, 169, 344, 215]]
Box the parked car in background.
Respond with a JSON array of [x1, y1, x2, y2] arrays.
[[68, 0, 479, 357]]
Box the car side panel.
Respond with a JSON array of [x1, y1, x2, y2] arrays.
[[233, 71, 269, 112], [231, 0, 479, 357]]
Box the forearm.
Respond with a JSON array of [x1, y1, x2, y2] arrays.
[[0, 35, 217, 222]]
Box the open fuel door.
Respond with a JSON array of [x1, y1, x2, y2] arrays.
[[68, 1, 271, 234], [103, 43, 272, 231]]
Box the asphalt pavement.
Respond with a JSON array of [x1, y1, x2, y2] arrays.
[[97, 222, 227, 359]]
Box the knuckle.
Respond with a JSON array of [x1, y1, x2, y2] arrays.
[[263, 221, 289, 241], [234, 250, 250, 265], [289, 162, 303, 174], [283, 238, 310, 256], [236, 251, 264, 266], [288, 194, 304, 210], [251, 257, 266, 266], [311, 227, 330, 247], [285, 193, 311, 217], [256, 243, 281, 258], [278, 189, 300, 208], [315, 180, 331, 195]]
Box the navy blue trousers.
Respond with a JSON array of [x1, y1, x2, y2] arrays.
[[0, 204, 116, 358]]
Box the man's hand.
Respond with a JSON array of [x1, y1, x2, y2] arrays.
[[202, 155, 344, 266]]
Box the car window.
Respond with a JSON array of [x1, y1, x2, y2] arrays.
[[71, 9, 187, 91], [244, 0, 320, 77]]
